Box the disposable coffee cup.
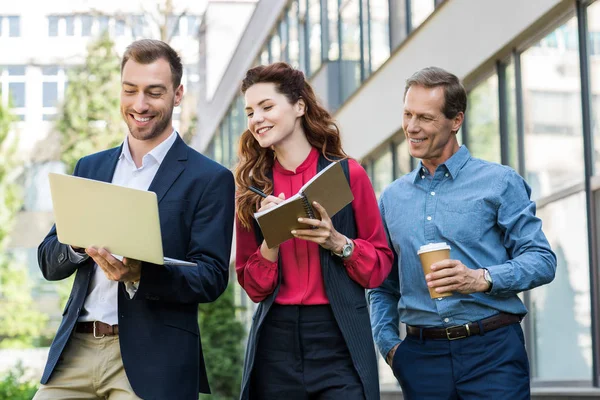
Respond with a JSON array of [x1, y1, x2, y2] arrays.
[[417, 242, 452, 299]]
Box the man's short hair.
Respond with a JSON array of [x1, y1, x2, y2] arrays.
[[121, 39, 183, 89], [404, 67, 467, 119]]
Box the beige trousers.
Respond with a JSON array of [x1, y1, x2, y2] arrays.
[[34, 332, 142, 400]]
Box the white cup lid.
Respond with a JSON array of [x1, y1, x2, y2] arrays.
[[417, 242, 451, 254]]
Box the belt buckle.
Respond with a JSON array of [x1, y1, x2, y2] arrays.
[[445, 323, 470, 340], [93, 321, 105, 339]]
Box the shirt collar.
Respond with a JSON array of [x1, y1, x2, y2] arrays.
[[120, 130, 178, 167], [411, 145, 471, 183]]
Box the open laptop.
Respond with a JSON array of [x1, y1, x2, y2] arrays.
[[48, 173, 195, 267]]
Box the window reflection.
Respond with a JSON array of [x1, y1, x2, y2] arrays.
[[467, 74, 500, 163], [587, 2, 600, 175], [410, 0, 434, 31], [521, 16, 583, 199], [372, 147, 393, 197], [505, 61, 520, 170], [369, 0, 390, 73], [271, 32, 282, 62], [288, 1, 300, 69], [308, 0, 322, 74], [532, 192, 591, 380], [327, 0, 339, 60], [340, 0, 361, 102], [395, 139, 411, 178]]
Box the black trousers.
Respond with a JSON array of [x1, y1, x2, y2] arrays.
[[250, 304, 365, 400]]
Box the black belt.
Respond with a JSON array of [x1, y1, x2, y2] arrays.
[[407, 312, 521, 341], [75, 321, 119, 338]]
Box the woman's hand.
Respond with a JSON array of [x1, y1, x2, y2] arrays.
[[259, 192, 285, 261], [291, 201, 347, 253]]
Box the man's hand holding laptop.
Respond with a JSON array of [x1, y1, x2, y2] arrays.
[[84, 247, 142, 283]]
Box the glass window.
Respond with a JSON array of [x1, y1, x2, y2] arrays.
[[43, 82, 58, 108], [97, 16, 109, 34], [115, 18, 126, 36], [7, 66, 25, 75], [168, 15, 180, 37], [372, 147, 393, 197], [230, 102, 241, 166], [308, 0, 322, 75], [587, 2, 600, 175], [81, 15, 93, 36], [132, 15, 145, 37], [505, 60, 519, 170], [271, 31, 282, 62], [213, 129, 223, 164], [466, 73, 500, 163], [0, 17, 3, 37], [65, 15, 75, 36], [369, 0, 390, 73], [260, 48, 270, 65], [288, 1, 300, 69], [327, 0, 339, 61], [340, 0, 361, 102], [48, 16, 59, 37], [8, 16, 19, 37], [9, 82, 25, 107], [280, 17, 289, 62], [42, 66, 58, 76], [395, 138, 412, 178], [410, 0, 434, 31], [221, 119, 231, 168], [187, 15, 199, 36], [521, 16, 583, 199], [532, 192, 591, 380]]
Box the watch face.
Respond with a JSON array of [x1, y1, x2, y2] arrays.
[[342, 244, 352, 258]]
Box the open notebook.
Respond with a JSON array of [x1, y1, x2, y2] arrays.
[[48, 173, 195, 267], [254, 161, 354, 248]]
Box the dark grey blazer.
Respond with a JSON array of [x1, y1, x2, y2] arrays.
[[240, 156, 380, 400]]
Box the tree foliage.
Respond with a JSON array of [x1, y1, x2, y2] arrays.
[[56, 33, 124, 173], [0, 100, 47, 348], [199, 284, 245, 400]]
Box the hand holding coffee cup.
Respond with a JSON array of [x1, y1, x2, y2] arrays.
[[418, 242, 452, 298]]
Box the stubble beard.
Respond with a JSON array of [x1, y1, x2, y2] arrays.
[[123, 106, 174, 142]]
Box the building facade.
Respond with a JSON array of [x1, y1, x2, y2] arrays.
[[193, 0, 600, 395]]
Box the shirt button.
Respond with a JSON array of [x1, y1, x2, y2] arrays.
[[445, 173, 449, 177], [444, 318, 450, 323], [430, 191, 435, 196], [427, 216, 432, 221], [421, 175, 425, 179], [437, 298, 443, 301]]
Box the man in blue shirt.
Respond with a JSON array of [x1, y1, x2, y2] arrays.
[[369, 67, 556, 399]]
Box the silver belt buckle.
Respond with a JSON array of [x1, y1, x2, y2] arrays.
[[93, 321, 105, 339]]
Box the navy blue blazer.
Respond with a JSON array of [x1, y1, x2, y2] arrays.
[[38, 135, 235, 400]]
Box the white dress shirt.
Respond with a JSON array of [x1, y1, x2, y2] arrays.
[[72, 130, 178, 325]]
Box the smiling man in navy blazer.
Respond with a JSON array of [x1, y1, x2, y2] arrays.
[[34, 39, 234, 400]]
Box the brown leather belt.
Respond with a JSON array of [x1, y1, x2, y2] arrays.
[[75, 321, 119, 338], [407, 312, 521, 341]]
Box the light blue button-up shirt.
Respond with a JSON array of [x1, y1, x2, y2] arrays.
[[368, 146, 556, 359]]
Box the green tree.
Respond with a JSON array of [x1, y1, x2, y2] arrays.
[[199, 284, 245, 400], [56, 33, 124, 173], [0, 101, 47, 348]]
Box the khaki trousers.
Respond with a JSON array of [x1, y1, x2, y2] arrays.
[[34, 332, 142, 400]]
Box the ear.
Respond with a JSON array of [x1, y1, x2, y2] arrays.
[[174, 84, 184, 107], [295, 98, 306, 117], [451, 111, 464, 134]]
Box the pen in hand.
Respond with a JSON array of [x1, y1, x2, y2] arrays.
[[249, 186, 268, 198]]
